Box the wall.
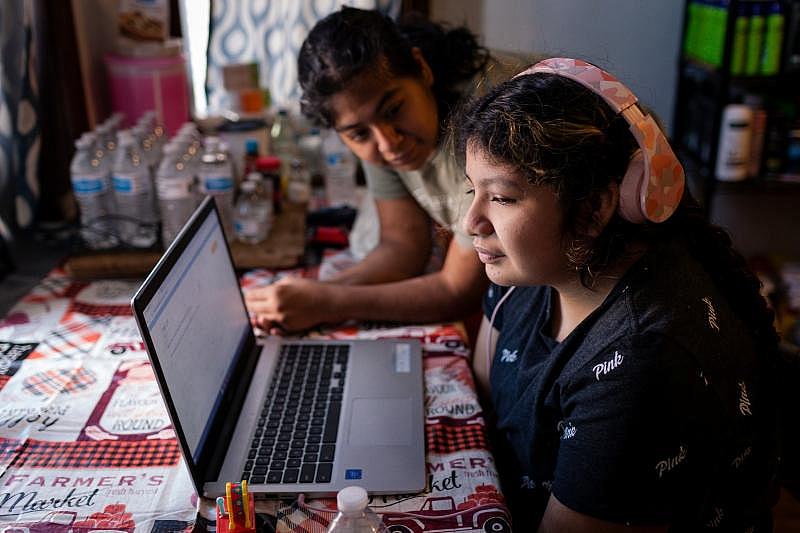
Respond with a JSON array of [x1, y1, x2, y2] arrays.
[[431, 0, 685, 135]]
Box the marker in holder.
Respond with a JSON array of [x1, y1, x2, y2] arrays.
[[216, 480, 256, 533]]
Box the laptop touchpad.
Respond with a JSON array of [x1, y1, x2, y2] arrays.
[[348, 398, 412, 446]]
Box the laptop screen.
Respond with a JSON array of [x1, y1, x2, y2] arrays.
[[141, 207, 250, 462]]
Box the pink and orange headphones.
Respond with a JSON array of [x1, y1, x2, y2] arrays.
[[515, 58, 685, 224]]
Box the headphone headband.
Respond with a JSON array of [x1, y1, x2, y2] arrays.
[[515, 58, 685, 223]]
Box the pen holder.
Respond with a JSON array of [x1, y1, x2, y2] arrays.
[[216, 481, 256, 533]]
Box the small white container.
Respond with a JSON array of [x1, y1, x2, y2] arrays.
[[715, 104, 754, 182]]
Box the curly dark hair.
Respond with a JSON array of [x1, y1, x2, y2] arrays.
[[455, 70, 778, 361], [297, 6, 489, 129]]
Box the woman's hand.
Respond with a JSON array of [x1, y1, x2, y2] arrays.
[[244, 277, 334, 333]]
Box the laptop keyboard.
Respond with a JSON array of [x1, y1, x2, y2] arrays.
[[243, 343, 348, 485]]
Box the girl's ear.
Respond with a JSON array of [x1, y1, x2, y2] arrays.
[[411, 46, 434, 87], [588, 181, 620, 238]]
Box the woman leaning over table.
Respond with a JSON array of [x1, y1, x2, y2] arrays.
[[458, 58, 779, 532], [245, 6, 520, 332]]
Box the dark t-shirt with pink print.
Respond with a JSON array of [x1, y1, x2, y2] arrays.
[[484, 240, 776, 532]]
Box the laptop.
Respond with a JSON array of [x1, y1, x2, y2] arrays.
[[131, 196, 425, 498]]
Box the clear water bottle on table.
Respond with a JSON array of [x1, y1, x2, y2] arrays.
[[234, 178, 272, 245], [199, 136, 236, 238], [270, 109, 298, 195], [327, 486, 388, 533], [70, 133, 117, 249], [322, 130, 357, 207], [112, 129, 159, 247], [156, 142, 198, 247]]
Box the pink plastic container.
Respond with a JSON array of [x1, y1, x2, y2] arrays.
[[105, 53, 190, 135]]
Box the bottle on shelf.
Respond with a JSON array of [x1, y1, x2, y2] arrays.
[[243, 137, 260, 176], [715, 103, 754, 182], [112, 129, 159, 247], [156, 142, 199, 247], [744, 94, 768, 178], [745, 2, 766, 76], [270, 109, 298, 195], [326, 486, 388, 533], [198, 136, 236, 238], [133, 123, 160, 175], [322, 130, 358, 207], [95, 122, 118, 169], [70, 133, 117, 249], [731, 2, 750, 75], [299, 128, 324, 179], [256, 155, 283, 213], [287, 158, 312, 204], [761, 1, 785, 75], [233, 177, 272, 245]]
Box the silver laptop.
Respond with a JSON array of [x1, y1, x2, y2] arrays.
[[131, 196, 425, 498]]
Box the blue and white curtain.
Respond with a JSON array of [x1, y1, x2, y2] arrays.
[[0, 0, 40, 237], [207, 0, 401, 114]]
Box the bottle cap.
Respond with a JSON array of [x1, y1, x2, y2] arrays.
[[240, 180, 256, 193], [245, 138, 259, 154], [256, 155, 281, 171], [336, 486, 368, 514]]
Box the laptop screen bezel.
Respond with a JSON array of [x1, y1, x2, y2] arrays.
[[131, 196, 259, 495]]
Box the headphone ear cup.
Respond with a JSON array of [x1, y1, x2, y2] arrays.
[[618, 150, 646, 224]]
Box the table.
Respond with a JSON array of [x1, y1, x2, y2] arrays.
[[0, 266, 511, 532]]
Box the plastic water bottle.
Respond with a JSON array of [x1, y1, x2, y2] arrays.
[[326, 486, 388, 533], [287, 158, 312, 204], [70, 133, 117, 249], [322, 131, 357, 206], [112, 129, 159, 247], [199, 136, 236, 238], [299, 128, 324, 179], [233, 178, 272, 244], [95, 122, 117, 168], [156, 143, 198, 247], [270, 109, 297, 195]]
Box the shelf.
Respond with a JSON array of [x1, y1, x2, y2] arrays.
[[681, 57, 800, 94], [713, 177, 800, 194]]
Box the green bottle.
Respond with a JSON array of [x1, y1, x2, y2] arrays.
[[684, 1, 701, 59], [761, 2, 784, 75], [710, 0, 730, 68], [696, 0, 711, 63], [730, 3, 749, 75], [745, 2, 766, 75]]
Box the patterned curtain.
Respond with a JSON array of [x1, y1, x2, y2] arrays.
[[207, 0, 401, 114], [0, 0, 40, 236]]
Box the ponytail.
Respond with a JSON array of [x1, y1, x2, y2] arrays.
[[671, 196, 779, 363]]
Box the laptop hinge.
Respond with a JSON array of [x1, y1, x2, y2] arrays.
[[200, 336, 261, 483]]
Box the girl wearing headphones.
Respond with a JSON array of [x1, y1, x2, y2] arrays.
[[459, 59, 778, 532]]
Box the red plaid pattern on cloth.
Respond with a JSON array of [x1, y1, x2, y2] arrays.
[[68, 301, 133, 317], [30, 313, 103, 358], [426, 418, 488, 454], [0, 437, 182, 468], [277, 500, 335, 533], [22, 366, 97, 396]]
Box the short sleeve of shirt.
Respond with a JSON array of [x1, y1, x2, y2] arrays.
[[363, 160, 411, 199], [552, 333, 707, 524]]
